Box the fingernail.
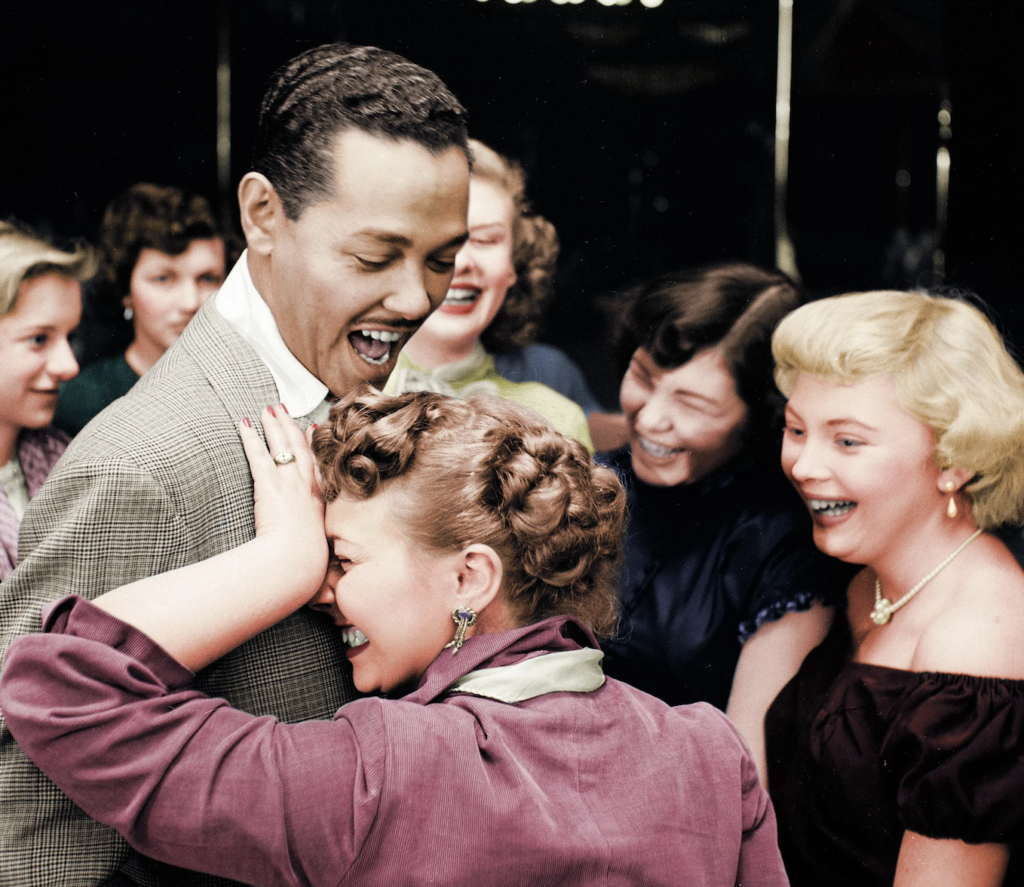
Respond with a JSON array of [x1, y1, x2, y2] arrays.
[[267, 405, 276, 417], [242, 417, 252, 428], [279, 403, 289, 415], [311, 423, 319, 430]]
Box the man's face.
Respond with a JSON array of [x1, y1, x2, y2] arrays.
[[264, 129, 470, 395]]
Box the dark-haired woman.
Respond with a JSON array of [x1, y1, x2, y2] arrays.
[[1, 391, 787, 887], [600, 263, 855, 782], [54, 183, 227, 435]]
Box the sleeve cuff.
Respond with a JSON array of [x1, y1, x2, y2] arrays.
[[41, 595, 196, 687]]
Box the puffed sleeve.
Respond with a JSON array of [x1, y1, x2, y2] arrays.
[[881, 672, 1024, 842], [730, 503, 853, 644], [0, 596, 385, 887]]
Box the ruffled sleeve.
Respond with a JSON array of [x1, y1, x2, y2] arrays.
[[881, 672, 1024, 842]]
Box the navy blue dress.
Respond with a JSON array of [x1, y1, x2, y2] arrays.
[[600, 447, 853, 710]]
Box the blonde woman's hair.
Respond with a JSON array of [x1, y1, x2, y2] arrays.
[[773, 290, 1024, 528], [0, 221, 96, 317], [469, 139, 560, 352], [313, 388, 625, 636]]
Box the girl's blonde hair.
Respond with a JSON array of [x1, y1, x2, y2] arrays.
[[0, 221, 96, 317], [773, 290, 1024, 528], [469, 139, 560, 352]]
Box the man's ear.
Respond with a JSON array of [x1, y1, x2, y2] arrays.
[[238, 172, 284, 257], [454, 544, 504, 616]]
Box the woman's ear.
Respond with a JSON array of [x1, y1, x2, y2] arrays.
[[937, 466, 974, 493], [238, 172, 284, 257], [454, 543, 504, 616]]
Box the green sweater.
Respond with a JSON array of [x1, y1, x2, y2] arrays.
[[54, 352, 139, 437], [385, 344, 593, 452]]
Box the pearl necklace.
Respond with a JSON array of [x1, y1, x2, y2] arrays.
[[871, 528, 983, 626]]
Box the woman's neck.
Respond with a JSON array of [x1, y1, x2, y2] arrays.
[[869, 513, 981, 598], [403, 332, 479, 370], [124, 338, 163, 377], [0, 423, 20, 466]]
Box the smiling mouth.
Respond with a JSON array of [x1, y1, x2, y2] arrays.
[[341, 627, 368, 648], [349, 329, 402, 366], [439, 287, 481, 313], [808, 499, 856, 517], [636, 435, 685, 459]]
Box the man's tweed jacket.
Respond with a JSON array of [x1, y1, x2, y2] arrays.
[[0, 300, 357, 887]]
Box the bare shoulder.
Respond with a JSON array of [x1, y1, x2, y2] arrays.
[[912, 553, 1024, 680]]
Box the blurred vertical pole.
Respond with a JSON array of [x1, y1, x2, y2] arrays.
[[216, 0, 232, 231], [774, 0, 799, 280], [934, 97, 952, 285]]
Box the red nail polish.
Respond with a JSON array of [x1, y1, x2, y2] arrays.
[[242, 417, 252, 428], [311, 423, 319, 430], [280, 403, 289, 415], [267, 405, 276, 417]]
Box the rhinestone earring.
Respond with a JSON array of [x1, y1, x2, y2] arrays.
[[444, 607, 477, 655]]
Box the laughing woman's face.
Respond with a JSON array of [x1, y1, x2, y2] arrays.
[[619, 347, 749, 487]]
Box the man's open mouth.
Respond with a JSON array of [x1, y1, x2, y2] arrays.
[[349, 329, 402, 366]]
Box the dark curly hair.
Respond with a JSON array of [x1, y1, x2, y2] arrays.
[[253, 43, 469, 221], [312, 387, 625, 636], [614, 263, 800, 449], [94, 182, 226, 311], [470, 140, 560, 353]]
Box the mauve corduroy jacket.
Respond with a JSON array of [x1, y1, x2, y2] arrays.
[[2, 597, 789, 887]]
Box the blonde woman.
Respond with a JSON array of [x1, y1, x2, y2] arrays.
[[0, 222, 95, 578], [2, 390, 786, 887], [766, 291, 1024, 887], [387, 139, 619, 450]]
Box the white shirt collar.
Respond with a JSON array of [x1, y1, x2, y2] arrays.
[[215, 251, 330, 419]]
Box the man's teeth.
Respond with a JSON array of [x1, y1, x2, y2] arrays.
[[341, 628, 368, 648], [352, 330, 400, 366], [637, 436, 683, 459], [361, 330, 401, 342], [809, 499, 856, 517]]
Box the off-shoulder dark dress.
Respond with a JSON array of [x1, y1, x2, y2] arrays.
[[766, 616, 1024, 887], [600, 447, 855, 709]]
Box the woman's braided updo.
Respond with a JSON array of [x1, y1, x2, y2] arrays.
[[312, 388, 625, 636]]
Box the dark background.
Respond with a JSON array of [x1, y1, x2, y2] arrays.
[[3, 0, 1021, 406]]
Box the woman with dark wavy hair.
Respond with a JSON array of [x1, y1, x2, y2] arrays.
[[600, 263, 855, 782], [2, 390, 786, 887], [54, 183, 228, 435], [386, 139, 600, 449]]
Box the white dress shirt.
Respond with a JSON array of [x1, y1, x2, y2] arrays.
[[215, 251, 332, 422]]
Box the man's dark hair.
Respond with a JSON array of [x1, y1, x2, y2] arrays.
[[252, 43, 470, 220], [614, 263, 800, 449]]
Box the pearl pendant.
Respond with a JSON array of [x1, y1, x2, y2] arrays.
[[871, 597, 893, 625]]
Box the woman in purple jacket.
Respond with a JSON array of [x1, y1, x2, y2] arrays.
[[1, 389, 787, 887]]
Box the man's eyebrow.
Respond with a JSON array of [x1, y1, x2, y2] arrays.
[[351, 229, 469, 251], [352, 229, 412, 248]]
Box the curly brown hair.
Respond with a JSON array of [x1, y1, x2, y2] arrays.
[[94, 183, 227, 311], [312, 388, 625, 636], [470, 140, 560, 353]]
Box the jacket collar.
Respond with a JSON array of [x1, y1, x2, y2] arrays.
[[403, 615, 602, 706]]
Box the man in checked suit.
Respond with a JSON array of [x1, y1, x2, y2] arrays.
[[0, 44, 470, 887]]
